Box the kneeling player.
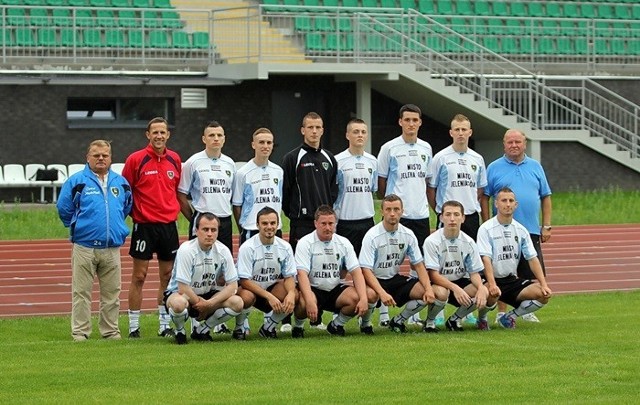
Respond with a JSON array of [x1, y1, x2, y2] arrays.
[[422, 201, 498, 332], [477, 187, 552, 329], [164, 213, 243, 344], [233, 207, 298, 340], [293, 206, 378, 337]]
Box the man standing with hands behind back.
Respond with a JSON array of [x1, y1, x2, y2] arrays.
[[122, 117, 182, 339]]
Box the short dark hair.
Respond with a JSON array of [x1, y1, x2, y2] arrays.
[[314, 204, 335, 220], [146, 117, 168, 132], [206, 120, 222, 129], [196, 212, 219, 229], [302, 112, 323, 127], [399, 104, 421, 118], [382, 194, 403, 209], [346, 118, 366, 132], [256, 206, 279, 225], [441, 200, 464, 214], [497, 187, 515, 197]]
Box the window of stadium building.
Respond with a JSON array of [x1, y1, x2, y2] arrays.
[[67, 98, 174, 129]]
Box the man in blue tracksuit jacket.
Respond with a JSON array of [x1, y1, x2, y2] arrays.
[[57, 140, 133, 341]]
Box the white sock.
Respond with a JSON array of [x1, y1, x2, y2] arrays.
[[396, 300, 427, 322], [128, 310, 140, 333], [169, 308, 188, 334], [334, 311, 353, 327], [379, 303, 389, 321], [513, 300, 544, 318], [426, 299, 447, 322], [198, 307, 241, 334], [158, 305, 171, 332], [360, 303, 376, 327]]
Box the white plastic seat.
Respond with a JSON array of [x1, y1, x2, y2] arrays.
[[67, 164, 85, 177], [47, 164, 69, 203], [25, 163, 52, 203], [235, 161, 247, 171], [0, 166, 4, 183], [111, 163, 125, 175], [3, 164, 29, 185]]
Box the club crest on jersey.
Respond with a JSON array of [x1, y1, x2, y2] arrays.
[[273, 178, 279, 185], [399, 243, 405, 250], [322, 162, 329, 170], [421, 155, 426, 162], [167, 171, 175, 179], [471, 164, 477, 172], [336, 253, 340, 261], [368, 168, 372, 174], [110, 187, 120, 197], [226, 170, 231, 177], [514, 235, 519, 243]]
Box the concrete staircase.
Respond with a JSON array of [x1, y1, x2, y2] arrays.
[[170, 0, 310, 64]]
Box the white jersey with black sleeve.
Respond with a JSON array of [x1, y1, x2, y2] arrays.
[[295, 232, 360, 292], [232, 159, 283, 231], [236, 234, 296, 290], [377, 136, 432, 220], [334, 150, 378, 221], [476, 217, 537, 279], [422, 228, 483, 281], [166, 239, 238, 295], [359, 222, 424, 280], [428, 145, 487, 215]]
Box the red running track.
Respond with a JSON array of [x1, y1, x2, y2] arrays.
[[0, 224, 639, 318]]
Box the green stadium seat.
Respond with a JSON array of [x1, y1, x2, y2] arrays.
[[337, 16, 351, 31], [60, 28, 79, 46], [294, 16, 313, 31], [491, 1, 508, 17], [90, 0, 108, 6], [52, 9, 72, 27], [128, 30, 144, 47], [36, 27, 57, 46], [399, 0, 415, 11], [153, 0, 173, 8], [472, 17, 488, 35], [455, 0, 473, 16], [519, 37, 532, 54], [450, 17, 471, 35], [539, 20, 558, 36], [558, 20, 575, 37], [595, 21, 611, 38], [556, 37, 572, 55], [322, 0, 338, 7], [580, 4, 596, 19], [361, 0, 377, 8], [505, 19, 523, 35], [67, 0, 89, 6], [7, 9, 28, 26], [325, 32, 343, 51], [314, 16, 334, 31], [366, 35, 384, 51], [301, 0, 320, 11], [545, 3, 562, 18], [528, 2, 544, 18], [380, 0, 396, 10], [536, 37, 555, 55], [614, 5, 630, 20], [632, 6, 640, 21], [437, 0, 453, 15], [142, 11, 162, 28], [305, 32, 324, 51], [612, 22, 629, 38], [0, 29, 14, 46], [171, 30, 190, 48], [509, 2, 526, 17], [610, 39, 626, 55], [627, 39, 640, 55], [481, 36, 499, 53], [1, 0, 22, 5], [597, 5, 614, 20], [487, 18, 505, 35], [24, 0, 45, 5], [343, 33, 354, 51], [15, 28, 36, 46], [148, 30, 169, 48], [75, 10, 96, 27], [499, 36, 518, 55], [29, 9, 50, 27], [425, 35, 443, 52], [563, 3, 578, 19], [133, 0, 151, 7], [630, 22, 640, 38], [342, 0, 358, 7], [282, 0, 300, 11], [118, 10, 139, 28], [97, 10, 117, 28], [473, 1, 490, 17], [573, 39, 588, 55], [162, 11, 183, 28], [82, 29, 103, 47], [417, 0, 434, 14], [191, 31, 209, 49], [112, 0, 130, 7], [105, 29, 127, 46]]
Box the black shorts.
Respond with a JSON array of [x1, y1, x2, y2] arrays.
[[336, 217, 374, 256], [288, 220, 315, 253], [129, 222, 179, 261], [517, 234, 546, 279], [252, 283, 278, 313], [190, 213, 234, 254], [495, 275, 534, 308], [162, 289, 217, 319], [240, 229, 283, 246], [310, 284, 348, 313], [447, 278, 472, 307], [378, 274, 419, 307], [399, 217, 430, 253]]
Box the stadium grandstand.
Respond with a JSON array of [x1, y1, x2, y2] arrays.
[[1, 0, 638, 202]]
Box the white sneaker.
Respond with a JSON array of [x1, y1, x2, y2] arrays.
[[310, 322, 327, 330], [494, 312, 505, 324], [463, 313, 478, 325], [407, 314, 423, 325], [280, 323, 293, 333], [522, 313, 541, 323]]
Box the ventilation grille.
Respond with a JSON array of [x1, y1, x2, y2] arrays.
[[181, 88, 207, 109]]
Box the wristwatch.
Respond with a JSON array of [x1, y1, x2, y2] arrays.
[[542, 226, 552, 231]]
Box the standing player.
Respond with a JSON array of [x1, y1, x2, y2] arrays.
[[232, 127, 283, 245], [122, 117, 182, 339], [477, 188, 552, 329], [422, 200, 497, 332], [427, 113, 487, 326], [360, 194, 435, 333], [233, 207, 298, 340], [281, 111, 338, 331], [482, 129, 552, 323], [377, 104, 433, 326], [164, 212, 243, 344], [334, 118, 377, 256], [293, 205, 378, 337], [179, 120, 236, 253]]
